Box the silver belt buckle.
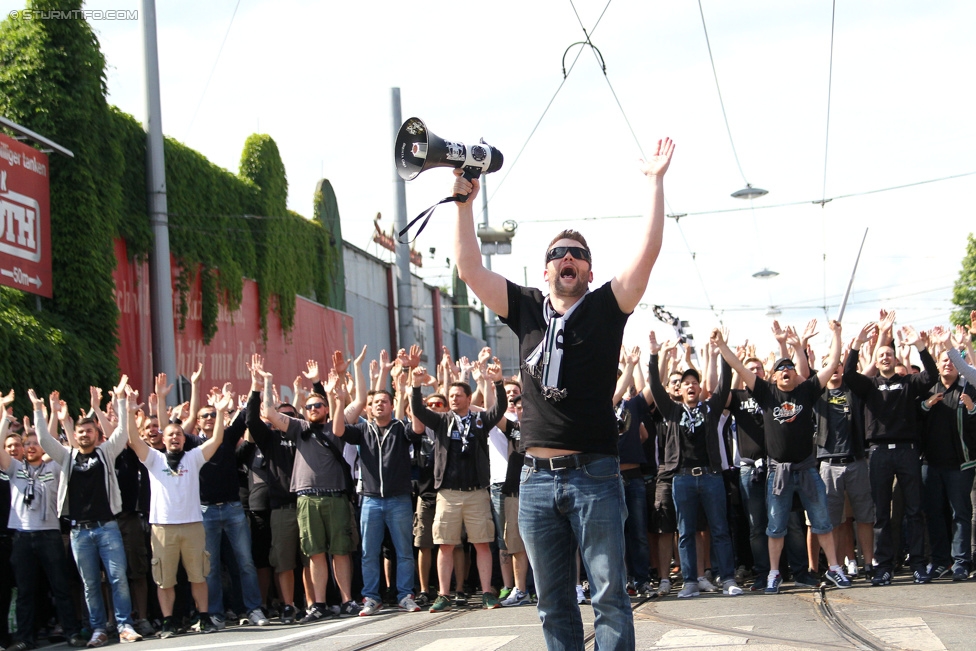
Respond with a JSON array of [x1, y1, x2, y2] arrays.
[[692, 467, 704, 477]]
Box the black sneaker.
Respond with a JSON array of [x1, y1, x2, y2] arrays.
[[871, 570, 892, 586], [952, 567, 969, 582], [454, 591, 468, 608], [280, 605, 297, 625], [158, 618, 176, 640], [299, 605, 330, 624], [414, 592, 431, 608], [931, 565, 952, 580], [339, 600, 362, 617], [913, 569, 932, 584]]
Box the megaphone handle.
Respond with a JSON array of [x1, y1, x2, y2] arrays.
[[451, 167, 482, 203]]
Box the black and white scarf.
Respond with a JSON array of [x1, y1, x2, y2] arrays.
[[525, 294, 587, 402]]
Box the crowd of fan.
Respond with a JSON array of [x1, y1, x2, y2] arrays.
[[1, 309, 975, 649]]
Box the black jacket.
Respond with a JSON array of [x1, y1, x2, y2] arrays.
[[245, 391, 298, 509], [411, 382, 507, 491], [919, 378, 976, 469]]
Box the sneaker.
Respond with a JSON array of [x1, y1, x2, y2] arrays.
[[871, 570, 892, 586], [952, 567, 969, 582], [399, 595, 421, 612], [626, 581, 637, 596], [339, 600, 362, 617], [696, 575, 718, 593], [677, 581, 700, 599], [576, 584, 587, 604], [826, 568, 852, 588], [846, 559, 859, 578], [454, 591, 468, 608], [749, 576, 766, 592], [280, 604, 297, 624], [360, 597, 382, 616], [87, 630, 108, 648], [499, 587, 513, 601], [118, 625, 143, 643], [429, 595, 453, 613], [722, 579, 743, 596], [765, 574, 783, 594], [735, 565, 748, 584], [657, 579, 672, 597], [329, 604, 341, 617], [298, 605, 331, 624], [794, 571, 820, 587], [248, 608, 270, 626], [482, 592, 501, 609], [931, 565, 952, 580], [69, 633, 89, 647], [209, 614, 226, 631], [636, 581, 656, 596], [501, 589, 530, 606], [158, 618, 175, 640], [913, 569, 931, 584], [134, 619, 156, 637], [414, 592, 431, 608]]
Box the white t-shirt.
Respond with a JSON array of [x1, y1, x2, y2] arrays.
[[142, 447, 206, 525], [487, 412, 517, 486]]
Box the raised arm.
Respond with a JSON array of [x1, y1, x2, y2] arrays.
[[200, 390, 231, 462], [713, 328, 756, 391], [343, 345, 368, 422], [452, 171, 510, 317], [32, 389, 69, 466], [255, 357, 290, 432], [185, 362, 203, 435], [610, 138, 674, 313], [843, 322, 878, 397], [646, 333, 677, 419], [613, 346, 638, 405], [0, 396, 11, 472], [125, 386, 150, 462], [815, 320, 843, 387]]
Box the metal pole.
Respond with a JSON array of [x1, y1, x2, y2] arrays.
[[391, 88, 414, 351], [143, 0, 177, 405], [836, 228, 868, 323], [481, 177, 497, 352]]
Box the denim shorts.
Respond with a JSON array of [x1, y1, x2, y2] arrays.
[[765, 466, 833, 536]]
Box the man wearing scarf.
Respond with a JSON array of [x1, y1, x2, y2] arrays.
[[449, 137, 674, 651]]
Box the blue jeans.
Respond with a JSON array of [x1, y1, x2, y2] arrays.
[[622, 474, 651, 584], [738, 466, 770, 579], [765, 467, 833, 536], [360, 494, 416, 602], [519, 456, 633, 651], [672, 472, 735, 582], [922, 465, 975, 572], [70, 520, 133, 631], [202, 501, 262, 614]]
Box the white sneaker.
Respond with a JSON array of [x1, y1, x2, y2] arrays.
[[722, 579, 743, 596], [247, 608, 270, 626], [697, 575, 718, 593], [846, 559, 859, 578], [657, 579, 672, 597], [360, 597, 383, 616], [501, 589, 530, 607], [398, 595, 420, 612], [576, 584, 586, 604], [677, 581, 700, 598]]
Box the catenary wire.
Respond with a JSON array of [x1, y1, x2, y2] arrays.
[[184, 0, 243, 139], [820, 0, 838, 319], [698, 0, 748, 186], [479, 0, 614, 218]]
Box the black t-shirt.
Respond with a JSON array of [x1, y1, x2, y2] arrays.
[[499, 281, 630, 455], [0, 470, 11, 534], [618, 393, 649, 465], [115, 446, 150, 514], [441, 414, 480, 491], [677, 405, 709, 469], [817, 389, 852, 458], [729, 389, 765, 461], [414, 430, 436, 498], [750, 376, 822, 463], [501, 420, 525, 496], [68, 452, 114, 523]]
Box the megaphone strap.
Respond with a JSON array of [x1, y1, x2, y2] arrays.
[[397, 193, 465, 244]]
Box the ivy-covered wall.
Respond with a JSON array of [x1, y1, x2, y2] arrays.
[[0, 0, 344, 414]]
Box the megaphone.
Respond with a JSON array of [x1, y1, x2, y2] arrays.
[[394, 117, 503, 203]]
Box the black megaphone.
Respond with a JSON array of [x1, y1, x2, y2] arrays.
[[394, 117, 503, 203]]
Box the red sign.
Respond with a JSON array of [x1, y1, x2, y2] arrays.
[[113, 238, 355, 403], [0, 132, 52, 297]]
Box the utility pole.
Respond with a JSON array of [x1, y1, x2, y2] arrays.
[[480, 177, 497, 352], [143, 0, 177, 404], [391, 88, 414, 351]]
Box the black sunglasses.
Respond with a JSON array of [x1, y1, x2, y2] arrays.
[[305, 402, 327, 410], [198, 412, 217, 419], [545, 246, 591, 264], [776, 363, 796, 372]]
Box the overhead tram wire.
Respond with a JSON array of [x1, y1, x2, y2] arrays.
[[820, 0, 839, 320], [184, 0, 243, 139], [478, 0, 615, 218]]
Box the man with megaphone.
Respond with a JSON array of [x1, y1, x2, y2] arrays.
[[451, 137, 675, 651]]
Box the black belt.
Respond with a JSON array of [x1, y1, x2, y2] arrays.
[[675, 466, 715, 476], [524, 453, 609, 471], [443, 486, 483, 492], [821, 455, 857, 465], [869, 441, 916, 451], [297, 489, 345, 497], [72, 519, 113, 530]]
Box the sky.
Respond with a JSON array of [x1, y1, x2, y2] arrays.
[[4, 0, 973, 362]]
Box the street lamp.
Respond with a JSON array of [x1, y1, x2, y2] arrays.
[[731, 184, 768, 200]]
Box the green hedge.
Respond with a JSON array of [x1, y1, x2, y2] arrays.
[[0, 0, 344, 414]]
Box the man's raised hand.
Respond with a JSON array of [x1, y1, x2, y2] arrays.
[[302, 359, 320, 384], [647, 330, 661, 355], [639, 137, 675, 178]]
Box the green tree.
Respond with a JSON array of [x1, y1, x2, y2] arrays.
[[951, 233, 976, 326]]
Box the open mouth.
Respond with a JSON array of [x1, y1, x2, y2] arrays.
[[560, 266, 578, 280]]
